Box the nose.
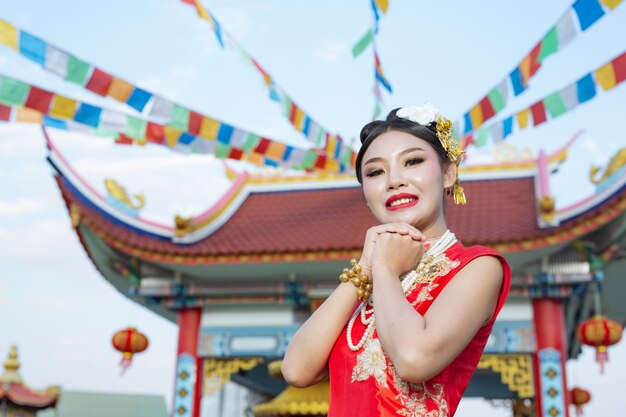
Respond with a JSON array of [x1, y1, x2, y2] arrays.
[[386, 165, 407, 190]]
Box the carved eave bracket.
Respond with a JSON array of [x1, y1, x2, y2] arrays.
[[476, 354, 535, 398], [203, 357, 265, 396]]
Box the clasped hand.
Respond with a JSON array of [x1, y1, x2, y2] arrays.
[[360, 223, 425, 280]]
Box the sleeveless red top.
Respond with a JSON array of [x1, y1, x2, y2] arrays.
[[328, 243, 511, 417]]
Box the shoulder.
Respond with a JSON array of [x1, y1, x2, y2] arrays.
[[454, 244, 510, 274]]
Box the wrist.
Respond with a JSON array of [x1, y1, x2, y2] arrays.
[[372, 264, 402, 280], [357, 259, 372, 277]]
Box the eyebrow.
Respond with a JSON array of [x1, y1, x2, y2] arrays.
[[363, 147, 426, 166]]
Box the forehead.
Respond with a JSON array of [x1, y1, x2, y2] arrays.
[[362, 130, 437, 161]]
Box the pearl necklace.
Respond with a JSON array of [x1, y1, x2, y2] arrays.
[[346, 229, 458, 351]]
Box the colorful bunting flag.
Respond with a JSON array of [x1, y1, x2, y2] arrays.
[[126, 88, 152, 112], [457, 0, 621, 143], [464, 49, 626, 146], [560, 83, 579, 109], [374, 0, 389, 14], [556, 10, 577, 49], [543, 92, 568, 118], [107, 77, 134, 102], [0, 103, 11, 121], [516, 109, 530, 129], [600, 0, 623, 9], [19, 31, 47, 66], [352, 29, 374, 58], [0, 78, 29, 105], [0, 20, 17, 50], [16, 106, 42, 123], [66, 55, 90, 85], [573, 0, 605, 31], [595, 62, 617, 90], [74, 103, 102, 127], [50, 95, 77, 119], [44, 45, 69, 78], [24, 86, 53, 113], [538, 27, 559, 62]]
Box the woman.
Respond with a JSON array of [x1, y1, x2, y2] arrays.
[[281, 103, 511, 416]]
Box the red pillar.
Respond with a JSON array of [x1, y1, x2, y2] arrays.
[[172, 308, 202, 417], [533, 298, 570, 417]]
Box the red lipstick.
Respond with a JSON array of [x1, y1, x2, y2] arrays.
[[385, 193, 419, 211]]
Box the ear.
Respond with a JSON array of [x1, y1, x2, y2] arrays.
[[443, 162, 457, 190]]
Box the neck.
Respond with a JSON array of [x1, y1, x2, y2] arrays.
[[419, 218, 448, 241]]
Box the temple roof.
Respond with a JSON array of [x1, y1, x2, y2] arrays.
[[51, 147, 626, 266], [0, 346, 59, 410]]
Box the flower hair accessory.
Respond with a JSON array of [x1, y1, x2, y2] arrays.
[[396, 103, 467, 205]]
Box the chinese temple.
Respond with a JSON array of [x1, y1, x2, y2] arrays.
[[46, 123, 626, 417], [0, 346, 60, 417]]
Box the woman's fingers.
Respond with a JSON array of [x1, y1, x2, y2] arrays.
[[367, 223, 425, 242]]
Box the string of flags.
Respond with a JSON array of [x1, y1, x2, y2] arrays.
[[0, 17, 357, 172], [179, 0, 350, 160], [0, 72, 356, 172], [461, 49, 626, 149], [456, 0, 623, 144], [351, 0, 392, 119]]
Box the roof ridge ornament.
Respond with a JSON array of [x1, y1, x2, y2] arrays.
[[590, 147, 626, 186], [0, 345, 23, 384], [105, 178, 145, 218]]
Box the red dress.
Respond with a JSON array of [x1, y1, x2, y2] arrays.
[[328, 243, 511, 417]]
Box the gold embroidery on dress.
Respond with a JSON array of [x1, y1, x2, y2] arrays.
[[352, 338, 388, 388], [411, 283, 439, 306], [405, 252, 460, 295], [391, 364, 450, 417]]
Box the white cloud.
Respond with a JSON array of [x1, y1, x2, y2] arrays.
[[581, 139, 598, 152], [140, 66, 199, 101], [214, 5, 253, 40], [313, 39, 348, 63], [0, 218, 77, 263], [0, 198, 46, 217]]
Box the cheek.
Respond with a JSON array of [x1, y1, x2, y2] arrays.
[[361, 180, 379, 205], [420, 163, 445, 186]]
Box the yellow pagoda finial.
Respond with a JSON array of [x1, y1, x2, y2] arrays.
[[0, 345, 23, 384]]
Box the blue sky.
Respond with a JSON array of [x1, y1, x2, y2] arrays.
[[1, 0, 625, 415]]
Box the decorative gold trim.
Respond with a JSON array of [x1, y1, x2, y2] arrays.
[[538, 195, 556, 223], [203, 357, 264, 396], [477, 354, 535, 398], [253, 381, 330, 416]]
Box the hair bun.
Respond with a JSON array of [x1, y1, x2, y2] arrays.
[[359, 121, 385, 144]]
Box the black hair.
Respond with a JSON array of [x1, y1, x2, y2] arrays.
[[355, 108, 449, 183]]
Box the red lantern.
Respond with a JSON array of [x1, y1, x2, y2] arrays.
[[576, 315, 622, 373], [570, 387, 591, 416], [112, 327, 149, 373]]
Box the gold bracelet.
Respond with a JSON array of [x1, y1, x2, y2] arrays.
[[339, 259, 372, 303]]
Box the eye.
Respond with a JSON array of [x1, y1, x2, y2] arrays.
[[405, 157, 424, 167], [365, 168, 384, 177]]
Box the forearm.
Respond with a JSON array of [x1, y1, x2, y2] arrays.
[[372, 268, 435, 381], [282, 281, 359, 387]]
